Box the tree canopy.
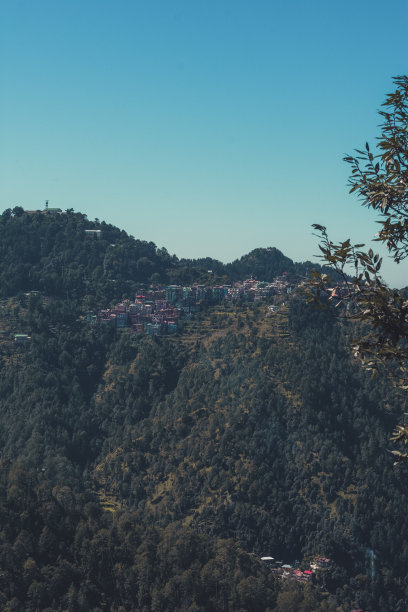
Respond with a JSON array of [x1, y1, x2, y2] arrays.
[[307, 75, 408, 459]]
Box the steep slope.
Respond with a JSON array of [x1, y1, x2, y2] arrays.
[[88, 300, 407, 610], [0, 211, 406, 610]]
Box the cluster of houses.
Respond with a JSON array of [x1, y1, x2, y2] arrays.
[[225, 274, 298, 301], [260, 555, 331, 583], [90, 275, 299, 336], [93, 294, 181, 336]]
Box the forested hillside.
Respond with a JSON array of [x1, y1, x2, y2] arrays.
[[0, 209, 406, 611], [0, 209, 316, 303]]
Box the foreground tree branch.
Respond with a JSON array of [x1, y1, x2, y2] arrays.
[[306, 76, 408, 461]]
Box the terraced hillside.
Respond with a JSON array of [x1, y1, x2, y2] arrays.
[[79, 297, 408, 610]]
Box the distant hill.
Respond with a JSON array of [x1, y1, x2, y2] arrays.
[[0, 207, 320, 303]]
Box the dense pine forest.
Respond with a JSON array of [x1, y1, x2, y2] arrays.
[[0, 209, 407, 611]]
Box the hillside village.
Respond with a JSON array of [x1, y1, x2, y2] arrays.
[[260, 554, 331, 584], [90, 273, 300, 335], [0, 270, 302, 347]]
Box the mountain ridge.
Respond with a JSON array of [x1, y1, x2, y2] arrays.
[[0, 207, 318, 304]]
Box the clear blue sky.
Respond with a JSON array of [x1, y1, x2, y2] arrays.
[[1, 1, 408, 286]]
